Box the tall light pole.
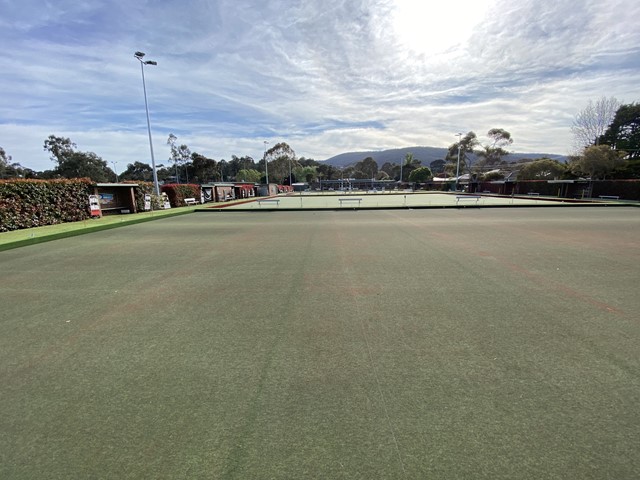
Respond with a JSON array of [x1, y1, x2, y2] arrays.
[[111, 161, 118, 183], [134, 51, 160, 196], [263, 141, 269, 186], [455, 132, 463, 191]]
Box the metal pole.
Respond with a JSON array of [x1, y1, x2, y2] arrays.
[[455, 132, 462, 191], [111, 161, 118, 182], [136, 54, 160, 196]]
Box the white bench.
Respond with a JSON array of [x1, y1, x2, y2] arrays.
[[184, 197, 198, 206], [599, 195, 620, 200], [455, 195, 481, 205], [257, 199, 280, 206], [339, 198, 362, 207], [527, 192, 540, 196]]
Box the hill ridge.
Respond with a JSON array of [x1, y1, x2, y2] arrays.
[[322, 146, 567, 167]]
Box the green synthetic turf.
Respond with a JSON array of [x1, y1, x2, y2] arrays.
[[0, 206, 196, 251], [1, 208, 639, 479]]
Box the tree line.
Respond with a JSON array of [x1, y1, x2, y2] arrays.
[[1, 100, 638, 183]]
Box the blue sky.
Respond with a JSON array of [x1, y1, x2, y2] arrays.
[[1, 0, 639, 172]]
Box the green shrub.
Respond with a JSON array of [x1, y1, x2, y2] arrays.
[[0, 178, 93, 232], [126, 181, 163, 211], [161, 184, 201, 207]]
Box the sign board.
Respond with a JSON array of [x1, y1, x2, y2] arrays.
[[144, 194, 152, 211], [89, 195, 101, 217], [161, 192, 171, 209]]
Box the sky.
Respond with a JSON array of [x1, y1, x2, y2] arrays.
[[1, 0, 640, 173]]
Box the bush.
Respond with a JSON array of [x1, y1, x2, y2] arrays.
[[161, 184, 201, 207], [126, 181, 163, 211], [0, 178, 93, 232]]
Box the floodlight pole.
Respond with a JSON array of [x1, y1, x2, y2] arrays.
[[111, 161, 118, 183], [455, 132, 463, 191], [134, 51, 160, 196]]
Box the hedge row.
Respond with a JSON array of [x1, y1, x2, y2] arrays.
[[0, 178, 93, 232], [128, 181, 163, 211], [161, 183, 201, 207]]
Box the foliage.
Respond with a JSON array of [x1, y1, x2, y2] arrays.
[[408, 166, 432, 183], [598, 103, 640, 160], [316, 163, 341, 180], [572, 96, 620, 151], [569, 145, 627, 179], [0, 146, 9, 178], [167, 133, 192, 183], [293, 166, 316, 183], [380, 162, 396, 178], [191, 153, 218, 182], [128, 181, 162, 210], [43, 135, 113, 182], [399, 152, 422, 181], [0, 178, 93, 232], [476, 128, 513, 167], [354, 157, 378, 178], [120, 161, 154, 182], [161, 183, 201, 207], [482, 171, 505, 181], [265, 143, 298, 183], [517, 158, 568, 180], [429, 159, 446, 174], [235, 169, 261, 183], [446, 132, 479, 174]]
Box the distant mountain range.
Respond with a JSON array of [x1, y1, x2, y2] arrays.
[[322, 146, 568, 167]]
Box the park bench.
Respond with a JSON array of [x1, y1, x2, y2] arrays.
[[599, 195, 620, 200], [184, 197, 198, 206], [455, 195, 481, 205], [257, 199, 280, 207], [527, 192, 540, 196], [339, 197, 363, 207]]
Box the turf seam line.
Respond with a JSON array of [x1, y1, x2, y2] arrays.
[[337, 224, 407, 476], [358, 316, 407, 476]]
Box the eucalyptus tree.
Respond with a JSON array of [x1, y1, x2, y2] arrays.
[[43, 135, 112, 182], [167, 133, 192, 182], [265, 142, 298, 184], [476, 128, 513, 167], [446, 132, 479, 174]]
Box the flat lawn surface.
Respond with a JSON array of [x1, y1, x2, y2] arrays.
[[216, 191, 606, 210], [0, 206, 196, 250], [1, 207, 639, 479]]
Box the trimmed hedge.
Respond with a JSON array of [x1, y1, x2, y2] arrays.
[[0, 178, 93, 232], [161, 183, 201, 207]]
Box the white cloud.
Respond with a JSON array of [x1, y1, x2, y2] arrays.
[[1, 0, 639, 171]]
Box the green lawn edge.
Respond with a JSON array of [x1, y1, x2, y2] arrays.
[[0, 208, 196, 252]]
